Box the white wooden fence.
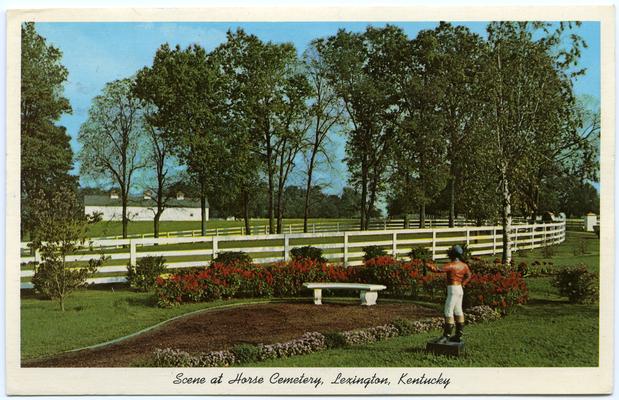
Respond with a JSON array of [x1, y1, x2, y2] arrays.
[[20, 221, 566, 289], [80, 218, 483, 241]]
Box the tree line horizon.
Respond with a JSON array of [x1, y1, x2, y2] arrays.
[[21, 21, 599, 263]]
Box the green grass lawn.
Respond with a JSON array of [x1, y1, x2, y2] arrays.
[[244, 301, 598, 367], [21, 289, 275, 361], [20, 231, 600, 367], [242, 231, 600, 367]]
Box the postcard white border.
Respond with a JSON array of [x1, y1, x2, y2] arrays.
[[5, 6, 615, 395]]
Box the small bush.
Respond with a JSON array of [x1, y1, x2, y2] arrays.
[[552, 265, 598, 304], [213, 251, 252, 265], [407, 246, 431, 261], [527, 260, 556, 277], [460, 244, 472, 262], [290, 246, 327, 262], [573, 238, 589, 256], [322, 331, 347, 349], [391, 318, 415, 336], [32, 256, 100, 310], [231, 343, 262, 364], [127, 256, 167, 292], [362, 245, 387, 261], [541, 244, 558, 258]]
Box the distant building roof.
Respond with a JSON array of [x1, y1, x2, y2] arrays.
[[84, 195, 205, 208]]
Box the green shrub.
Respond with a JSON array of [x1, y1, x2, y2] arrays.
[[541, 244, 558, 258], [391, 318, 415, 336], [552, 265, 598, 304], [460, 244, 472, 262], [573, 238, 589, 256], [407, 246, 431, 261], [322, 331, 347, 349], [231, 343, 262, 364], [362, 245, 387, 261], [213, 251, 252, 265], [290, 246, 327, 262], [126, 256, 167, 292]]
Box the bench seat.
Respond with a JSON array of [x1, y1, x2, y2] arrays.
[[303, 282, 387, 306]]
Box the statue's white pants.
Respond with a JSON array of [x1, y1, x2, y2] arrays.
[[444, 285, 464, 321]]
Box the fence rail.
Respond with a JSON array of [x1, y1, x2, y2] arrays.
[[44, 218, 485, 242], [20, 221, 566, 289]]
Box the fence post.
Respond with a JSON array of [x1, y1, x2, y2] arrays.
[[34, 248, 41, 264], [289, 225, 293, 234], [543, 225, 547, 248], [284, 235, 290, 261], [344, 232, 349, 267], [466, 228, 470, 246], [265, 225, 268, 235], [492, 228, 497, 255], [241, 226, 245, 235], [514, 227, 518, 252], [384, 220, 387, 230], [337, 222, 340, 232], [313, 223, 316, 234], [212, 237, 219, 261], [130, 240, 136, 266], [431, 230, 436, 260], [392, 232, 398, 258]]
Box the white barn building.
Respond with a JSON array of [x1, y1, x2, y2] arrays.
[[84, 190, 208, 221]]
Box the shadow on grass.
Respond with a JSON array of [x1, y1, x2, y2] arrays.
[[125, 296, 158, 307]]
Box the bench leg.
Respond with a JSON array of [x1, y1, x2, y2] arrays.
[[313, 288, 322, 305], [360, 290, 378, 306]]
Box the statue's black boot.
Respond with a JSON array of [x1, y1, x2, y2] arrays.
[[437, 323, 454, 343], [450, 322, 464, 342]]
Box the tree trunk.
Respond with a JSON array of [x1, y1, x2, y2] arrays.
[[501, 170, 512, 264], [367, 165, 379, 231], [360, 164, 368, 231], [266, 131, 275, 235], [276, 189, 284, 234], [243, 191, 251, 236], [200, 194, 207, 236], [419, 204, 426, 228], [122, 197, 128, 239], [448, 174, 455, 228], [404, 214, 410, 229], [153, 210, 162, 239], [303, 154, 317, 234]]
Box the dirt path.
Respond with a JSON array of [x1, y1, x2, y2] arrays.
[[23, 302, 439, 367]]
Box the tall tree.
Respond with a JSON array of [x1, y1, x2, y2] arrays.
[[134, 44, 225, 236], [483, 21, 586, 263], [140, 106, 180, 238], [78, 78, 146, 239], [320, 26, 403, 230], [21, 22, 75, 241], [212, 29, 310, 234], [516, 95, 599, 221], [301, 39, 345, 232], [388, 26, 451, 228], [416, 23, 486, 227]]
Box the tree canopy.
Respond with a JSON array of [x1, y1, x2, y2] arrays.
[[21, 22, 76, 241]]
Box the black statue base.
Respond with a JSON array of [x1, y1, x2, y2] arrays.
[[425, 339, 466, 357]]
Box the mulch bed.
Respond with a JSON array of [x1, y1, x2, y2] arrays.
[[23, 301, 440, 367]]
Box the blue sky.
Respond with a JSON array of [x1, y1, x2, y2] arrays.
[[36, 21, 601, 194]]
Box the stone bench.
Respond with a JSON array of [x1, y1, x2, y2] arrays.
[[302, 282, 387, 306]]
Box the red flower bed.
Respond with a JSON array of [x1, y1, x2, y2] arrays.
[[463, 271, 528, 314], [155, 257, 528, 314]]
